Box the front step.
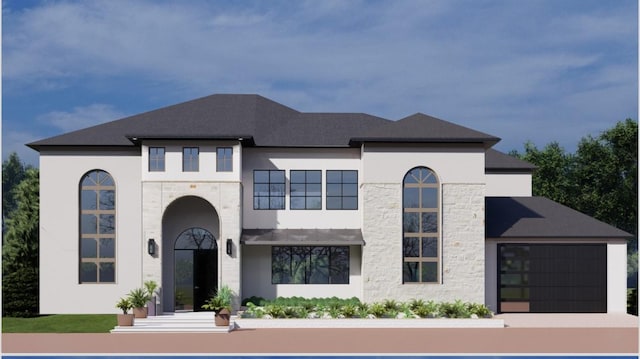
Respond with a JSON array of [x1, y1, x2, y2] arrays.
[[110, 312, 238, 333]]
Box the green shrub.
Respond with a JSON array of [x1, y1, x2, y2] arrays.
[[368, 302, 387, 318], [409, 299, 426, 311], [2, 267, 38, 317], [439, 300, 470, 318], [264, 304, 287, 318], [383, 299, 400, 311], [467, 302, 493, 318], [340, 304, 358, 318]]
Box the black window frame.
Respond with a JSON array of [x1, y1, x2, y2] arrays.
[[290, 170, 322, 210], [271, 246, 350, 284], [253, 170, 286, 210], [326, 170, 358, 210], [216, 147, 233, 172], [182, 147, 199, 172], [148, 147, 165, 172]]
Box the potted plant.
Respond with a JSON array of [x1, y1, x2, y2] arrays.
[[202, 285, 234, 326], [128, 287, 151, 318], [144, 280, 159, 316], [116, 297, 134, 326]]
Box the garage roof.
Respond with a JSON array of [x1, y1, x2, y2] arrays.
[[486, 196, 632, 239], [241, 228, 365, 246]]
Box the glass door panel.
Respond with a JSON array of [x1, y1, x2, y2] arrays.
[[174, 250, 194, 311]]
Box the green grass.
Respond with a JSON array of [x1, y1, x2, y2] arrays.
[[2, 314, 117, 333]]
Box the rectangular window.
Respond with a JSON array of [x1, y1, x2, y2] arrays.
[[290, 170, 321, 210], [216, 147, 233, 172], [254, 170, 285, 209], [149, 147, 165, 172], [272, 246, 349, 284], [183, 147, 199, 172], [326, 170, 358, 210]]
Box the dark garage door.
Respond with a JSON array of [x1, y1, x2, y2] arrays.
[[498, 244, 607, 313]]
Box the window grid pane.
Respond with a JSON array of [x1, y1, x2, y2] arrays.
[[149, 147, 165, 172], [183, 147, 199, 172], [402, 167, 440, 284], [326, 170, 358, 210], [254, 170, 285, 209], [272, 246, 349, 284], [80, 170, 116, 284], [290, 170, 322, 210], [216, 147, 233, 172]]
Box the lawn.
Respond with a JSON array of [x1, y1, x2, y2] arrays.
[[2, 314, 117, 333]]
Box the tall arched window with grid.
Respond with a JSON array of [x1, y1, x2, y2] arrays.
[[79, 170, 116, 283], [402, 167, 440, 283]]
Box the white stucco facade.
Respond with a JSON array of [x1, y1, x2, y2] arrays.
[[39, 150, 142, 314], [36, 134, 628, 315]]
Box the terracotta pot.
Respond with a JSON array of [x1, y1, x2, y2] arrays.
[[133, 307, 148, 318], [214, 308, 230, 326], [117, 313, 135, 326]]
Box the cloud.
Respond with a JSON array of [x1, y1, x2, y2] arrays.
[[37, 104, 126, 133], [2, 0, 637, 155]]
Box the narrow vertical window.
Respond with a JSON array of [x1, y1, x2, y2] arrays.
[[183, 147, 199, 172], [402, 167, 439, 283], [290, 170, 321, 210], [216, 147, 233, 172], [149, 147, 165, 172], [326, 170, 358, 210], [80, 170, 116, 283], [253, 170, 285, 209]]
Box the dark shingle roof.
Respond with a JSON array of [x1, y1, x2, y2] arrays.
[[349, 113, 500, 147], [485, 149, 536, 173], [28, 94, 500, 150], [486, 197, 632, 239]]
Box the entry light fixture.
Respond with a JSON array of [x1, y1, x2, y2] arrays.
[[148, 238, 156, 256], [226, 239, 233, 256]]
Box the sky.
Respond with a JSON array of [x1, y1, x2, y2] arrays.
[[2, 0, 638, 167]]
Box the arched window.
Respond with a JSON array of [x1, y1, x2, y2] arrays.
[[402, 167, 439, 283], [79, 170, 116, 283]]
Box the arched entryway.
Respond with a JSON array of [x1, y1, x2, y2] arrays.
[[162, 196, 220, 312]]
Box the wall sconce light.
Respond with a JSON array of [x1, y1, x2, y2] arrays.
[[148, 238, 156, 256], [226, 239, 233, 256]]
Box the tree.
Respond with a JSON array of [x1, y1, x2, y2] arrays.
[[510, 141, 575, 205], [2, 152, 29, 216], [2, 168, 39, 316]]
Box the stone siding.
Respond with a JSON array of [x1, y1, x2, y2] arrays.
[[142, 181, 242, 311], [362, 183, 485, 304]]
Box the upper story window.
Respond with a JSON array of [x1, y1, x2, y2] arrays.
[[402, 167, 440, 284], [216, 147, 233, 172], [326, 170, 358, 210], [79, 170, 116, 283], [254, 170, 285, 210], [183, 147, 199, 172], [290, 170, 321, 210], [149, 147, 165, 172]]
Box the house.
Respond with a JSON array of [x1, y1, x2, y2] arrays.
[[28, 94, 630, 315]]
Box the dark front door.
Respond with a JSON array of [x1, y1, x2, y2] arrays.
[[174, 228, 218, 312], [499, 244, 607, 313]]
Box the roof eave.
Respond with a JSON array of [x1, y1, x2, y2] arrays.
[[349, 137, 500, 148]]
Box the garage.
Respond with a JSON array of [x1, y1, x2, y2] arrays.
[[486, 197, 631, 314], [498, 243, 607, 313]]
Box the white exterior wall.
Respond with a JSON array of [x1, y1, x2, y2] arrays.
[[39, 151, 142, 314], [485, 173, 532, 196], [242, 245, 362, 299], [484, 239, 628, 314], [141, 141, 242, 182], [242, 148, 361, 229], [361, 145, 486, 303]]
